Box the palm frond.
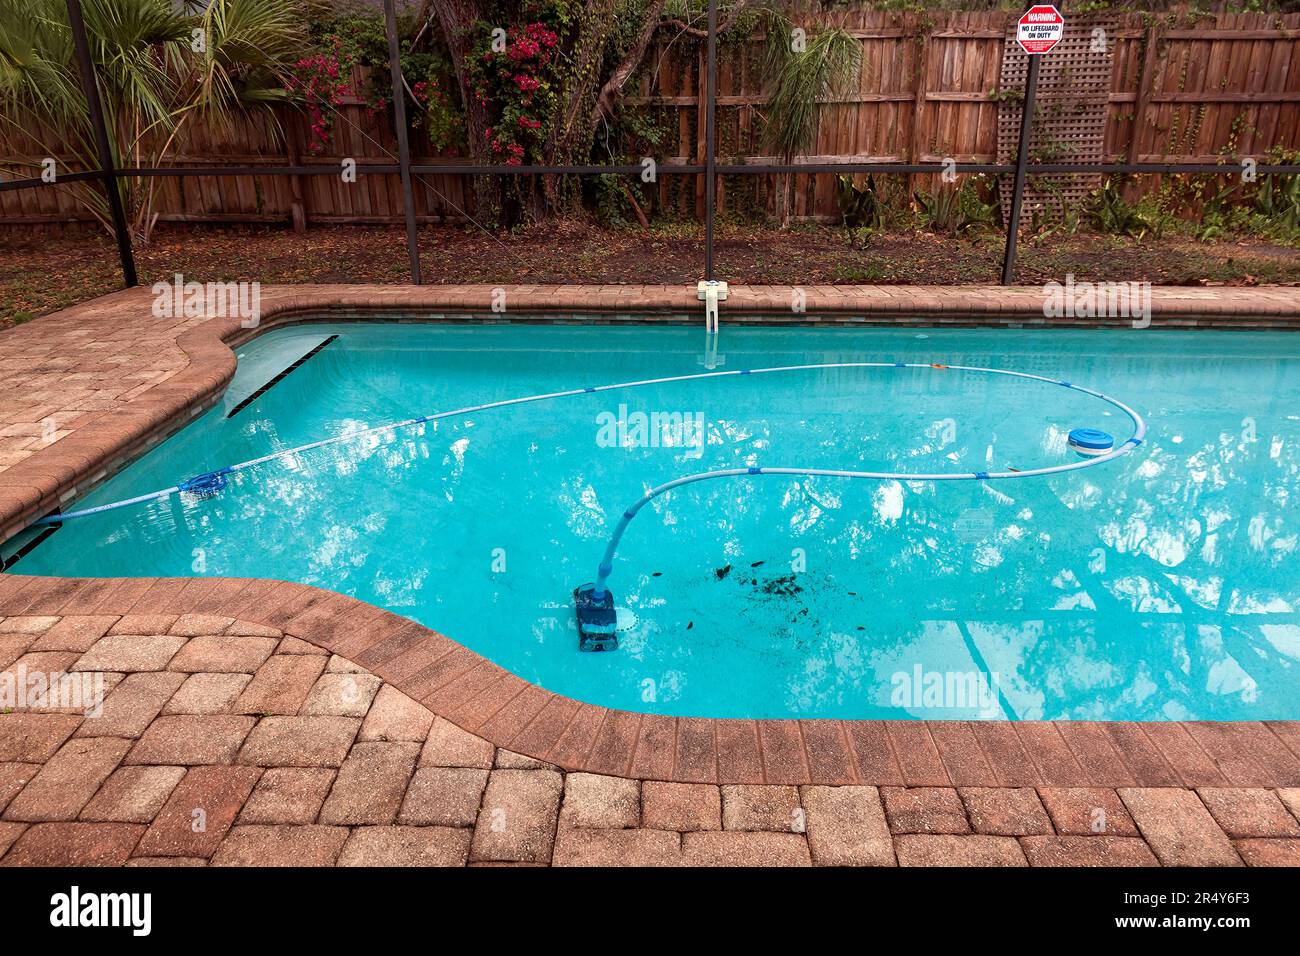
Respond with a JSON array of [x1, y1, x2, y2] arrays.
[[190, 0, 304, 137], [761, 26, 861, 161], [0, 0, 303, 242]]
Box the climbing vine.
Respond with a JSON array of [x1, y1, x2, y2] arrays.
[[469, 14, 566, 165], [304, 6, 464, 155], [285, 47, 353, 155]]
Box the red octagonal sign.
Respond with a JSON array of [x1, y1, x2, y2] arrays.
[[1017, 4, 1064, 55]]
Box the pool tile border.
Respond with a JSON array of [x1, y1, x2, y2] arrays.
[[3, 284, 1300, 788]]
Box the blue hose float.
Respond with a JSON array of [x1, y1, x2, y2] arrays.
[[26, 360, 1146, 653]]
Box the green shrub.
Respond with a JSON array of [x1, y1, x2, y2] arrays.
[[913, 177, 997, 236]]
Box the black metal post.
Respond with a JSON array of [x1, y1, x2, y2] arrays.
[[1000, 53, 1040, 285], [66, 0, 136, 287], [384, 0, 422, 284], [703, 0, 718, 281]]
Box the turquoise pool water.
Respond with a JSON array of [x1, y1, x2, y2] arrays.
[[10, 322, 1300, 720]]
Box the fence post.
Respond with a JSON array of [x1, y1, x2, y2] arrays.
[[384, 0, 422, 284], [908, 23, 931, 200], [704, 0, 718, 280], [1000, 52, 1039, 286], [284, 110, 308, 233], [1127, 24, 1159, 165], [65, 0, 136, 288]]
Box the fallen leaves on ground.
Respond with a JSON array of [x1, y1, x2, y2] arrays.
[[2, 220, 1296, 328]]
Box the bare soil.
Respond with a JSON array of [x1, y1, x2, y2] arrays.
[[2, 219, 1296, 328]]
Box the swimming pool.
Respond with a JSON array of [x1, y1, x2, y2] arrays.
[[10, 321, 1300, 721]]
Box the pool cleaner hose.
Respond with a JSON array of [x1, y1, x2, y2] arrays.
[[27, 361, 1145, 654]]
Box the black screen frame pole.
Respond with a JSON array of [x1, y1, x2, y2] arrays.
[[704, 0, 719, 281], [66, 0, 136, 288], [1000, 50, 1041, 286], [384, 0, 422, 284]]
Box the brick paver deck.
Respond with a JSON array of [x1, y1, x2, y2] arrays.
[[1, 610, 1297, 867], [3, 284, 1300, 866]]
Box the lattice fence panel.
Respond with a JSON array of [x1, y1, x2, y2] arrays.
[[998, 15, 1117, 224]]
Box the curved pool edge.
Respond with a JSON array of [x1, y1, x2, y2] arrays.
[[2, 570, 1299, 787], [3, 283, 1300, 785]]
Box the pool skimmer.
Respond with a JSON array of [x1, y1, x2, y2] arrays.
[[1067, 427, 1115, 458]]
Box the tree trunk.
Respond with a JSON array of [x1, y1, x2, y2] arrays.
[[591, 0, 668, 133], [429, 0, 502, 225], [427, 0, 750, 224]]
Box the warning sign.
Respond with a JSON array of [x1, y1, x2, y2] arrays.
[[1016, 5, 1064, 55]]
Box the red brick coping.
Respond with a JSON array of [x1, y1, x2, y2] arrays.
[[3, 284, 1300, 789]]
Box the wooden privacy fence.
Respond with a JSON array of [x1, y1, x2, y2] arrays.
[[0, 67, 474, 230], [642, 6, 1299, 222], [1, 6, 1298, 231]]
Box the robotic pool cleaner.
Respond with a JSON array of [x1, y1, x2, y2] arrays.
[[29, 361, 1146, 654]]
